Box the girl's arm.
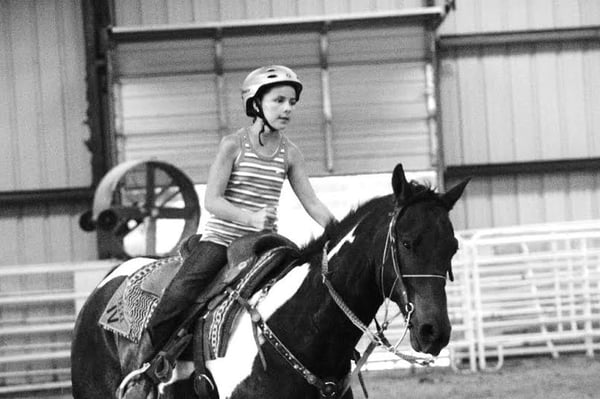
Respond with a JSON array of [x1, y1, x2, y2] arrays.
[[204, 134, 275, 229], [287, 141, 336, 228]]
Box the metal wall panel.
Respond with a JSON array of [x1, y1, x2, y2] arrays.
[[330, 63, 430, 173], [440, 41, 600, 166], [328, 23, 430, 173], [117, 74, 220, 182], [439, 0, 600, 34], [0, 0, 91, 191], [221, 31, 320, 70], [114, 0, 428, 25], [0, 203, 97, 266], [0, 0, 97, 267], [114, 39, 215, 76], [448, 172, 600, 230]]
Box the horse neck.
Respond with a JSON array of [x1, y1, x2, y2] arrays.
[[280, 213, 387, 375]]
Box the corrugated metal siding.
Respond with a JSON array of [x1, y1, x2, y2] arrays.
[[0, 0, 97, 267], [0, 0, 91, 191], [114, 22, 434, 181], [448, 173, 600, 230], [113, 0, 429, 26], [440, 41, 600, 165], [0, 203, 97, 266], [438, 0, 600, 230], [439, 0, 600, 34]]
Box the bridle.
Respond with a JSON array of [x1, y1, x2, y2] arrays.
[[381, 204, 449, 319]]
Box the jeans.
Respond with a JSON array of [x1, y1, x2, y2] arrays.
[[147, 240, 227, 349]]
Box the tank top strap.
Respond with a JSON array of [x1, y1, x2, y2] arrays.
[[234, 129, 251, 166], [279, 134, 289, 173]]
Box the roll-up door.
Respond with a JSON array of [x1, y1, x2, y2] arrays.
[[111, 16, 438, 183], [328, 23, 431, 173], [114, 39, 220, 182]]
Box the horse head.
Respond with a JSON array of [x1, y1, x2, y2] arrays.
[[379, 163, 468, 356]]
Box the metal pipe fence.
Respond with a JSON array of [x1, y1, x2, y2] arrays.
[[0, 260, 115, 396]]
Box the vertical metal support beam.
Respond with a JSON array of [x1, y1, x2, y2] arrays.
[[425, 63, 439, 170], [319, 23, 334, 173], [104, 35, 119, 167], [81, 0, 114, 186], [82, 0, 117, 259], [214, 28, 228, 138], [426, 25, 445, 190]]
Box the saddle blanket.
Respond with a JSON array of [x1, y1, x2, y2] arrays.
[[99, 256, 182, 342]]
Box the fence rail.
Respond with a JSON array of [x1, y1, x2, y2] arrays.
[[0, 260, 115, 396], [2, 220, 600, 394]]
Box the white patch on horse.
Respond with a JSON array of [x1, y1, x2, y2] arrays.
[[327, 224, 359, 261], [160, 361, 195, 393], [97, 257, 154, 288], [205, 263, 311, 399]]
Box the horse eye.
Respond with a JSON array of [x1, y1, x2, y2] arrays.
[[401, 240, 412, 250]]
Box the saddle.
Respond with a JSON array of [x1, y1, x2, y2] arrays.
[[104, 232, 300, 396], [99, 232, 299, 342]]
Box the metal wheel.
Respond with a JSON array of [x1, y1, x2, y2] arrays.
[[80, 160, 200, 258]]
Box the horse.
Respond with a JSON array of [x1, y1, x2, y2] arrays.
[[71, 164, 468, 399]]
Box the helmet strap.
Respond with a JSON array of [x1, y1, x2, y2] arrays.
[[253, 98, 277, 146]]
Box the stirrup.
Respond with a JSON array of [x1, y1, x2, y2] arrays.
[[117, 362, 151, 399]]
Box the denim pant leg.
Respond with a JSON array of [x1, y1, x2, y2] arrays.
[[148, 240, 227, 348]]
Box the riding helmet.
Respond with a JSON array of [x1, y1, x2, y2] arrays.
[[241, 65, 303, 117]]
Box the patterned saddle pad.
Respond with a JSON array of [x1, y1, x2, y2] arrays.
[[99, 242, 298, 351], [99, 256, 182, 343]]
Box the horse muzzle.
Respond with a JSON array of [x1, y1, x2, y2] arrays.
[[409, 314, 451, 356]]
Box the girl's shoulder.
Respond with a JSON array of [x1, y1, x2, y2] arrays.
[[283, 136, 303, 165], [218, 130, 244, 159]]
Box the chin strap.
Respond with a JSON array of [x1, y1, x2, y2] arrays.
[[253, 98, 277, 146]]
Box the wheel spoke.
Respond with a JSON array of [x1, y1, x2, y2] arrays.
[[157, 188, 181, 208], [155, 207, 192, 219], [145, 164, 156, 207]]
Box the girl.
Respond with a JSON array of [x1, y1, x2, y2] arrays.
[[146, 65, 336, 354]]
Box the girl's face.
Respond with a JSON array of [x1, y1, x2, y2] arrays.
[[259, 85, 297, 131]]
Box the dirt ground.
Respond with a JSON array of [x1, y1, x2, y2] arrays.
[[352, 355, 600, 399], [7, 354, 600, 399]]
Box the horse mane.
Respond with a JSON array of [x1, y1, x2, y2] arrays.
[[297, 180, 439, 264]]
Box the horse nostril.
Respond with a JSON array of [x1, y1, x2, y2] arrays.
[[419, 324, 436, 341]]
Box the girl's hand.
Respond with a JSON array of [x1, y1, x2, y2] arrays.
[[248, 206, 277, 230]]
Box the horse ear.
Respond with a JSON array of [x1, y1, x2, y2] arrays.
[[441, 178, 470, 210], [392, 163, 412, 203]]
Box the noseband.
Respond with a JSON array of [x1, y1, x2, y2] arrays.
[[382, 204, 448, 318]]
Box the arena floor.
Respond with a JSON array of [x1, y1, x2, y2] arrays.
[[6, 354, 598, 399], [353, 354, 600, 399]]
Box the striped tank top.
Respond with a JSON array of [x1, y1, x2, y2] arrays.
[[201, 129, 288, 246]]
